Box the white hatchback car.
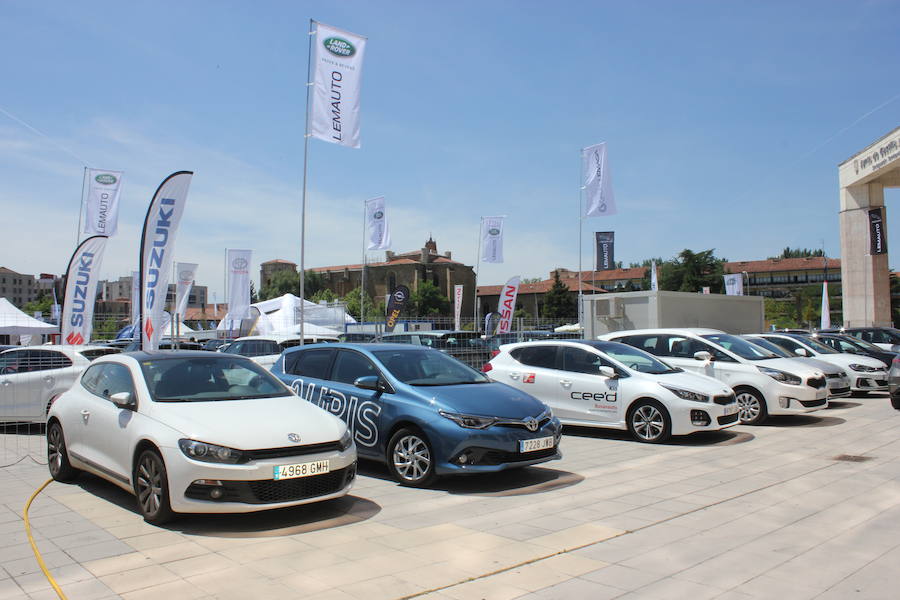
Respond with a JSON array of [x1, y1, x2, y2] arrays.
[[47, 351, 356, 524], [601, 329, 829, 425], [485, 340, 740, 443], [222, 334, 340, 369], [0, 345, 120, 423]]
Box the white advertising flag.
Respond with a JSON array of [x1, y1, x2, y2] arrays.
[[175, 262, 199, 319], [582, 143, 616, 217], [225, 249, 252, 328], [61, 235, 109, 345], [496, 276, 521, 335], [820, 281, 831, 330], [140, 171, 193, 351], [365, 197, 391, 250], [83, 169, 123, 236], [650, 260, 659, 291], [723, 274, 743, 296], [454, 284, 464, 331], [310, 22, 367, 148], [480, 216, 505, 264]]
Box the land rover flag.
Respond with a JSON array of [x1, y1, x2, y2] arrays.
[[481, 216, 505, 264], [174, 262, 198, 319], [140, 171, 193, 351], [225, 250, 252, 329], [61, 235, 109, 345], [83, 169, 123, 236], [595, 232, 615, 270], [869, 208, 887, 255], [366, 197, 390, 250], [310, 21, 367, 148], [582, 143, 616, 217]]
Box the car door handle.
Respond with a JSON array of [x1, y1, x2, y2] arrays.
[[559, 380, 572, 388], [81, 409, 90, 423], [509, 372, 521, 380]]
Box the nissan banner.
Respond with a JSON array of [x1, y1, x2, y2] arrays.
[[595, 232, 615, 270], [384, 285, 409, 333], [582, 143, 617, 217], [140, 171, 193, 351], [869, 208, 887, 255], [480, 216, 505, 264], [453, 284, 463, 331], [310, 21, 367, 148], [83, 169, 123, 236], [365, 196, 391, 250], [174, 262, 199, 319], [225, 250, 252, 329], [61, 235, 108, 345], [496, 276, 521, 335]]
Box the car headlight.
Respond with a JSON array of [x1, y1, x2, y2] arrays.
[[849, 363, 877, 372], [439, 410, 498, 429], [178, 439, 243, 464], [757, 366, 802, 385], [660, 384, 709, 403], [338, 428, 354, 451]]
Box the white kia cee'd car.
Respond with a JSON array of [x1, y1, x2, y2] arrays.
[[47, 351, 356, 523]]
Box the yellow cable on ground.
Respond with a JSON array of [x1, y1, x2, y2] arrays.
[[23, 478, 68, 600]]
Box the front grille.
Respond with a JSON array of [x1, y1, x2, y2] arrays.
[[240, 442, 343, 463], [829, 386, 850, 397], [826, 372, 844, 379], [457, 446, 558, 466], [717, 413, 739, 425], [798, 398, 827, 408], [806, 376, 826, 389], [713, 394, 735, 405], [184, 464, 355, 504], [496, 415, 553, 430], [876, 379, 888, 386]]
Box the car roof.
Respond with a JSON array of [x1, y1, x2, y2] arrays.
[[282, 342, 443, 356], [606, 328, 725, 337], [120, 350, 251, 361], [1, 344, 111, 353]]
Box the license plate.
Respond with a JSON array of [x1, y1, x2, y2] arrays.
[[273, 460, 330, 480], [520, 436, 554, 453], [723, 403, 738, 416]]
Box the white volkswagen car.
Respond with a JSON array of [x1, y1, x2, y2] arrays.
[[222, 334, 340, 368], [601, 329, 829, 425], [485, 340, 739, 443], [47, 351, 356, 524]]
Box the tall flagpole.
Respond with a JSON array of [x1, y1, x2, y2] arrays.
[[299, 18, 316, 346], [578, 153, 584, 330], [75, 167, 88, 244], [474, 217, 483, 332], [360, 201, 366, 326]]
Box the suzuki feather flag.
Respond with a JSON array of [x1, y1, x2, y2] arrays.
[[140, 171, 193, 351], [83, 169, 123, 236], [310, 21, 367, 148], [365, 197, 390, 250], [481, 216, 505, 264], [496, 276, 521, 335], [174, 262, 199, 319], [61, 235, 108, 345], [225, 250, 252, 330], [582, 143, 616, 217]]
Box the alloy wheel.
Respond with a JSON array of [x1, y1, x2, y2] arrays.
[[632, 405, 665, 441], [736, 392, 761, 422], [136, 454, 163, 517], [392, 434, 432, 483]]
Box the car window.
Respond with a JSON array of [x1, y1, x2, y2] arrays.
[[25, 350, 73, 372], [286, 348, 336, 378], [622, 335, 664, 356], [222, 340, 244, 355], [0, 350, 27, 374], [141, 356, 290, 401], [763, 336, 805, 355], [561, 347, 608, 374], [665, 336, 701, 358], [80, 348, 121, 360], [80, 364, 104, 393], [93, 363, 136, 401], [701, 334, 773, 361], [373, 349, 487, 385], [510, 345, 558, 369], [281, 339, 303, 349], [331, 350, 379, 384], [596, 342, 678, 374]]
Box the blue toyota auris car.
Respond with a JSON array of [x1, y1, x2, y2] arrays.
[[271, 343, 562, 486]]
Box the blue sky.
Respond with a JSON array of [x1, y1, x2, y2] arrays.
[[1, 0, 899, 299]]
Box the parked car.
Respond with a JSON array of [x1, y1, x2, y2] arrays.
[[600, 329, 829, 425], [747, 333, 888, 394], [222, 334, 340, 368], [485, 340, 739, 443], [0, 345, 121, 423], [46, 351, 356, 523], [739, 336, 851, 399], [820, 327, 900, 351], [338, 333, 375, 343], [270, 343, 562, 487], [809, 333, 897, 369], [371, 331, 492, 369], [889, 357, 900, 409], [122, 339, 205, 352], [202, 338, 233, 352], [481, 331, 582, 353]]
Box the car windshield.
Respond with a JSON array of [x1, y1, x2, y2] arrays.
[[139, 356, 291, 402], [839, 337, 882, 353], [373, 349, 489, 386], [590, 341, 681, 374], [701, 334, 779, 361], [742, 337, 792, 358], [795, 336, 837, 354]]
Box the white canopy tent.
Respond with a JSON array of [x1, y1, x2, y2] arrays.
[[0, 298, 58, 336], [217, 294, 352, 336]]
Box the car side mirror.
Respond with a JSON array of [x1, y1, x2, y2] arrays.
[[110, 391, 134, 409], [794, 348, 809, 357], [354, 375, 390, 393], [694, 351, 713, 362], [598, 366, 617, 379]]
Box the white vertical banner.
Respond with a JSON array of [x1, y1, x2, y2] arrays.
[[480, 216, 505, 264], [365, 196, 391, 250], [582, 143, 616, 217], [310, 21, 367, 148], [130, 270, 139, 328], [61, 235, 109, 345], [225, 249, 252, 329], [650, 260, 659, 291], [820, 281, 831, 330], [496, 276, 521, 335], [723, 274, 743, 296], [453, 284, 464, 331], [83, 169, 124, 236], [140, 171, 193, 351], [175, 262, 199, 319]]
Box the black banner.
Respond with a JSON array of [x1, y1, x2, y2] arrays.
[[869, 208, 887, 255], [384, 285, 410, 333], [595, 231, 615, 270]]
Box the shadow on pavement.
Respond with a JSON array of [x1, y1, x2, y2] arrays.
[[827, 401, 862, 409], [757, 415, 846, 427], [562, 425, 754, 446]]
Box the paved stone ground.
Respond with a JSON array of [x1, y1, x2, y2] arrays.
[[1, 394, 899, 600]]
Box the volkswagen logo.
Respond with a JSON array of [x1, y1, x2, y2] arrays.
[[287, 433, 301, 443], [524, 417, 538, 432]]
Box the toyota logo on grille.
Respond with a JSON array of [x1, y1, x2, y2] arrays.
[[524, 417, 538, 432], [287, 433, 301, 443]]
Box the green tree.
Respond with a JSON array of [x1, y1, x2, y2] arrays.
[[521, 277, 542, 284], [311, 288, 337, 303], [660, 249, 726, 293], [410, 280, 451, 317], [259, 269, 325, 300], [341, 287, 384, 321], [22, 294, 53, 316], [249, 281, 259, 304], [542, 271, 576, 320], [771, 247, 825, 259]]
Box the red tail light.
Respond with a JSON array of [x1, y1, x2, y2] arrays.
[[482, 362, 493, 373], [490, 350, 500, 358]]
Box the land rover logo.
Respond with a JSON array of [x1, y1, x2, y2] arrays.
[[488, 227, 500, 236], [232, 258, 248, 270], [95, 174, 117, 185], [524, 417, 538, 432], [373, 210, 384, 219], [323, 37, 355, 57], [287, 433, 301, 443]]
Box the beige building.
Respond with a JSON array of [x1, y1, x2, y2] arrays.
[[0, 267, 39, 307], [725, 257, 841, 298], [260, 259, 298, 290]]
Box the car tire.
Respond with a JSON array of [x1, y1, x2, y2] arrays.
[[386, 427, 436, 487], [47, 421, 79, 482], [891, 395, 900, 410], [735, 387, 768, 425], [134, 449, 175, 524], [627, 399, 671, 443]]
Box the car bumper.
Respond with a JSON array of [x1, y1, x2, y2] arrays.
[[850, 373, 888, 392], [765, 382, 829, 415], [669, 402, 740, 436], [161, 445, 357, 514], [826, 376, 852, 398]]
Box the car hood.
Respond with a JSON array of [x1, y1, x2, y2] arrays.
[[147, 394, 345, 450], [758, 358, 825, 378], [649, 371, 733, 396], [410, 381, 547, 419], [793, 357, 845, 375], [811, 353, 886, 370]]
